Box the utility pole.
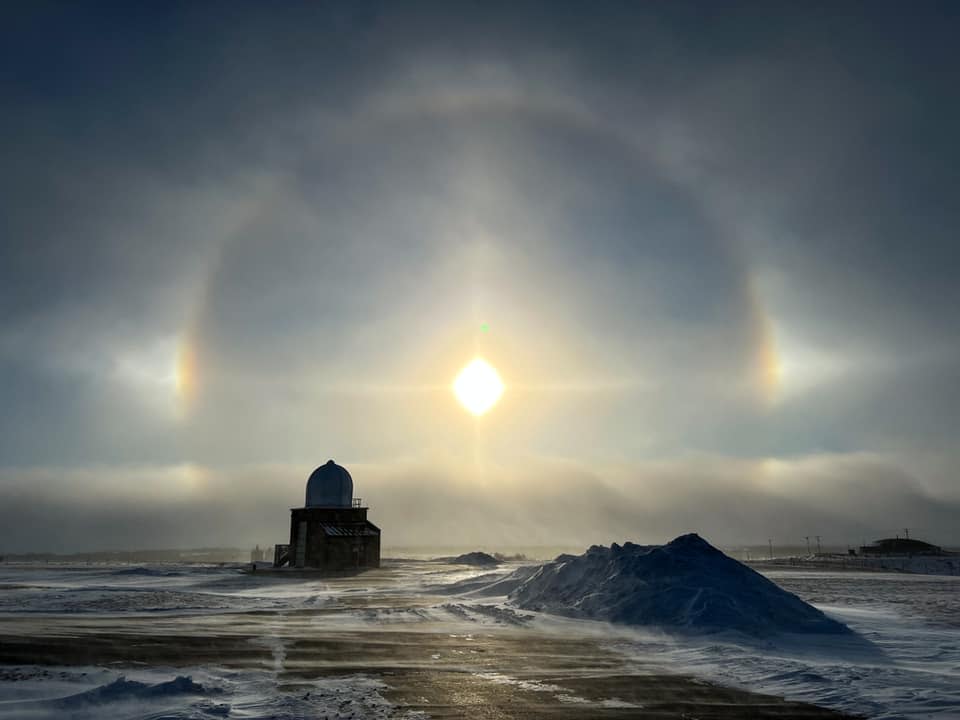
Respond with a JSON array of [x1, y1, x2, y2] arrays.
[[804, 536, 811, 555], [904, 528, 910, 540], [768, 538, 773, 560], [815, 535, 822, 555]]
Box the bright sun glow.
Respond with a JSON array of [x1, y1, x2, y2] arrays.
[[453, 358, 504, 416]]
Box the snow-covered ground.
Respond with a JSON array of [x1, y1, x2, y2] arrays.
[[754, 554, 960, 576], [0, 554, 957, 719], [598, 572, 960, 720]]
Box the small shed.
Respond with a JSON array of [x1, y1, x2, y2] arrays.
[[859, 537, 943, 556]]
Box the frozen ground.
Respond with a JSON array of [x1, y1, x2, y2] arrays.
[[0, 556, 957, 718]]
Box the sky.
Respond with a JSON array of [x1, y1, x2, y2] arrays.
[[2, 1, 959, 553]]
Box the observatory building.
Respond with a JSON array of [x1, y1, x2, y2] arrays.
[[273, 460, 380, 570]]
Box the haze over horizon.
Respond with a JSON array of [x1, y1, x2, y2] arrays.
[[3, 2, 960, 554]]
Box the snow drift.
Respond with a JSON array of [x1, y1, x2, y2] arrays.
[[433, 551, 501, 566], [507, 534, 850, 636], [39, 676, 218, 711]]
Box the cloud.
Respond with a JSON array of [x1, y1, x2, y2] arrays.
[[1, 3, 959, 548], [2, 453, 957, 554]]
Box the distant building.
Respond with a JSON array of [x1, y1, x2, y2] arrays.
[[859, 537, 943, 556], [273, 460, 381, 571]]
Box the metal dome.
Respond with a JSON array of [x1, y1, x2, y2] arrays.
[[305, 460, 353, 507]]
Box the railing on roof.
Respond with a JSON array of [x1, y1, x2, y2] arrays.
[[352, 498, 363, 508]]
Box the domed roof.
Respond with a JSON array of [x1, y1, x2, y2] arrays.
[[305, 460, 353, 508]]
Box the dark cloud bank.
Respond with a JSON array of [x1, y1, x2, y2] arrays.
[[1, 457, 957, 553]]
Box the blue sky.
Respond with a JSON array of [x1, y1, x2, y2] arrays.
[[2, 2, 959, 551]]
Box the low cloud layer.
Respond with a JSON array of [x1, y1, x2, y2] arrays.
[[2, 454, 956, 554]]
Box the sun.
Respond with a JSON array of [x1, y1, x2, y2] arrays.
[[453, 358, 504, 416]]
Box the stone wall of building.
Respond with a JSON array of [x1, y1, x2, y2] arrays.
[[288, 506, 380, 570]]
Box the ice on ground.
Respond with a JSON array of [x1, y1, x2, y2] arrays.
[[506, 534, 851, 635], [2, 554, 957, 719]]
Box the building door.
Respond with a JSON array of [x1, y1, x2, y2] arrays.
[[295, 521, 307, 568]]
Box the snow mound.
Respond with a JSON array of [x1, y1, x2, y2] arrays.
[[508, 534, 851, 636], [39, 675, 217, 710], [57, 675, 211, 704], [434, 551, 501, 566]]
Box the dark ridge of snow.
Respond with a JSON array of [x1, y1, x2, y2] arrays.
[[507, 534, 851, 636], [453, 551, 500, 566], [433, 551, 501, 566], [47, 675, 215, 707], [431, 565, 541, 597], [492, 552, 530, 562], [110, 566, 185, 577]]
